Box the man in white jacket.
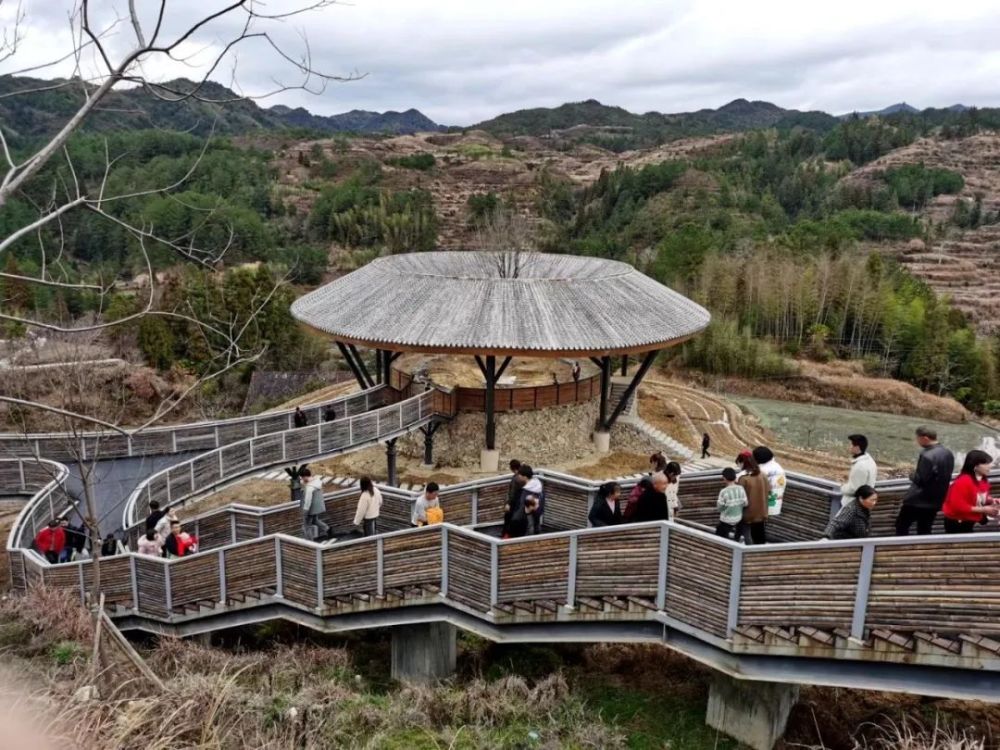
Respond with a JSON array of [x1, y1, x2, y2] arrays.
[[752, 446, 786, 517], [840, 434, 878, 507]]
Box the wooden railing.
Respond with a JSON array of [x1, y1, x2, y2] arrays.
[[0, 386, 386, 462], [122, 390, 439, 531]]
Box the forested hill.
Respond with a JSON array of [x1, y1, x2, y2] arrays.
[[0, 76, 443, 141], [471, 98, 839, 141]]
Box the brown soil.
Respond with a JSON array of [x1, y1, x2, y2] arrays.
[[703, 359, 970, 424], [270, 379, 358, 411], [557, 452, 650, 480], [395, 354, 597, 389], [184, 479, 291, 515]]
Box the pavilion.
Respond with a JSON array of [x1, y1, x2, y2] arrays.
[[291, 251, 710, 470]]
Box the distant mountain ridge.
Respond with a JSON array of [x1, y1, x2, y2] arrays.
[[0, 76, 443, 140]]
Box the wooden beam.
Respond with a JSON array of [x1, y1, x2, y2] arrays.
[[605, 350, 657, 429], [598, 356, 612, 430], [484, 355, 497, 450], [347, 344, 375, 389], [495, 356, 513, 381], [336, 342, 371, 390], [589, 357, 604, 370], [474, 355, 488, 380]]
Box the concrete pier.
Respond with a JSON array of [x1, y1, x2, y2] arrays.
[[705, 674, 798, 750], [390, 622, 457, 684]]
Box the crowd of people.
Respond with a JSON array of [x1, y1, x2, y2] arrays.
[[30, 425, 1000, 566]]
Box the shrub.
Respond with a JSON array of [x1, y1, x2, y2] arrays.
[[386, 153, 435, 171], [681, 318, 794, 379]]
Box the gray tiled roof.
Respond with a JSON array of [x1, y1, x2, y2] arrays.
[[291, 252, 710, 354]]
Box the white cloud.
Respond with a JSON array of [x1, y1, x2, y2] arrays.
[[3, 0, 1000, 124]]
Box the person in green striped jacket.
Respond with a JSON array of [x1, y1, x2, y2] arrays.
[[716, 467, 748, 540]]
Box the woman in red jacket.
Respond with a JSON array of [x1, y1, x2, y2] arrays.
[[942, 450, 999, 534]]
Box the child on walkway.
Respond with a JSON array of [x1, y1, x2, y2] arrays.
[[716, 467, 748, 540]]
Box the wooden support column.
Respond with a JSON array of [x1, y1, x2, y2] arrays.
[[598, 356, 612, 430], [476, 355, 508, 472], [605, 349, 658, 429], [336, 342, 373, 390], [386, 438, 399, 486], [621, 355, 629, 377], [420, 422, 440, 467], [347, 344, 375, 388]]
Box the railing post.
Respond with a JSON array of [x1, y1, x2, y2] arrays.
[[218, 550, 227, 605], [171, 430, 177, 454], [230, 514, 237, 544], [78, 563, 86, 605], [130, 555, 138, 611], [349, 417, 354, 445], [17, 459, 25, 491], [166, 473, 172, 504], [190, 461, 196, 492], [218, 449, 224, 477], [282, 433, 287, 462], [127, 435, 133, 457], [490, 543, 499, 608], [214, 425, 220, 448], [726, 546, 744, 638], [274, 538, 283, 598], [164, 562, 173, 616], [441, 527, 449, 597], [317, 424, 323, 454], [376, 537, 384, 596], [566, 535, 578, 608], [471, 488, 479, 524], [258, 517, 264, 538], [656, 525, 669, 610], [851, 543, 876, 641], [315, 547, 324, 610], [253, 419, 258, 438]]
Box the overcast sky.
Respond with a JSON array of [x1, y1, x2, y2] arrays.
[[3, 1, 1000, 125]]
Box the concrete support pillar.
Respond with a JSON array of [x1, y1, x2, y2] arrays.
[[386, 439, 398, 486], [705, 674, 799, 750], [390, 622, 457, 684], [593, 431, 611, 453], [191, 632, 212, 647], [480, 448, 500, 473]]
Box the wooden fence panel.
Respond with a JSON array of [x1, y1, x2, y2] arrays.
[[867, 542, 1000, 634], [170, 554, 222, 609], [279, 539, 319, 607], [543, 483, 589, 531], [383, 529, 441, 591], [476, 484, 507, 524], [664, 531, 732, 638], [498, 536, 570, 604], [738, 547, 861, 629], [224, 539, 277, 598], [576, 527, 659, 599], [322, 540, 377, 598], [135, 557, 168, 617], [447, 532, 492, 611]]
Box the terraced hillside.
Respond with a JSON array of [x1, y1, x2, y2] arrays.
[[846, 134, 1000, 332]]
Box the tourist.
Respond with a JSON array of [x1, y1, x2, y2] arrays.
[[324, 405, 337, 422], [57, 518, 73, 563], [895, 427, 955, 536], [412, 482, 443, 526], [633, 472, 670, 522], [137, 529, 162, 557], [34, 519, 66, 564], [503, 459, 522, 537], [155, 508, 177, 541], [716, 468, 748, 540], [664, 462, 682, 520], [824, 485, 878, 540], [353, 477, 382, 537], [941, 450, 999, 534], [589, 482, 623, 527], [518, 464, 545, 535], [145, 500, 166, 533], [300, 468, 330, 540], [650, 452, 668, 474], [293, 406, 308, 428], [735, 450, 752, 478], [623, 477, 651, 521], [752, 446, 786, 517], [101, 534, 126, 557], [738, 453, 769, 545], [571, 361, 581, 383], [551, 372, 558, 385], [66, 521, 87, 561], [841, 434, 878, 507], [163, 520, 194, 558], [702, 433, 711, 459]]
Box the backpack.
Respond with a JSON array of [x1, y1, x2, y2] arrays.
[[425, 505, 444, 525]]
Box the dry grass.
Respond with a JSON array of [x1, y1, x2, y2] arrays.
[[182, 478, 290, 515]]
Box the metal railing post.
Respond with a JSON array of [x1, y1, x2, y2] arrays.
[[166, 473, 172, 504], [17, 459, 25, 491], [317, 424, 323, 454], [851, 544, 876, 640], [566, 535, 578, 608], [274, 538, 283, 598], [441, 527, 449, 597], [376, 537, 384, 596], [218, 449, 224, 477], [282, 434, 287, 462], [656, 525, 669, 610], [171, 430, 178, 453], [78, 563, 85, 605], [127, 435, 133, 457], [214, 425, 220, 448], [164, 562, 173, 615], [471, 488, 479, 524], [315, 547, 324, 610], [218, 550, 227, 605], [490, 543, 499, 608], [190, 461, 196, 492], [130, 555, 138, 612], [349, 417, 354, 445], [230, 514, 237, 544], [258, 517, 264, 538], [726, 546, 744, 637]]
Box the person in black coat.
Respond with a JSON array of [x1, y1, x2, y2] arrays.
[[589, 482, 622, 527], [632, 472, 670, 522]]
